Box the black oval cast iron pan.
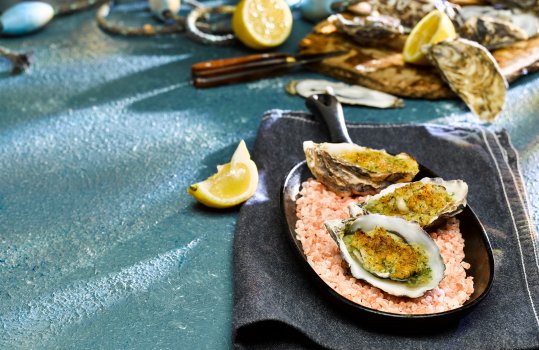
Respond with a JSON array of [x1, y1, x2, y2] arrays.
[[280, 94, 494, 329]]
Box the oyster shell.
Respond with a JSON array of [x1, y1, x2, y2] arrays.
[[325, 214, 446, 298], [424, 38, 508, 122], [332, 0, 436, 28], [370, 0, 436, 28], [487, 1, 539, 11], [459, 5, 539, 38], [303, 141, 419, 196], [461, 16, 529, 49], [505, 11, 539, 37], [286, 79, 404, 108], [351, 178, 468, 228], [334, 13, 405, 46]]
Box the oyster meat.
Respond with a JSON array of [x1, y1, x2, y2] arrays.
[[334, 13, 405, 47], [325, 214, 446, 298], [424, 38, 508, 122], [303, 141, 419, 196], [286, 79, 404, 108], [350, 177, 468, 228]]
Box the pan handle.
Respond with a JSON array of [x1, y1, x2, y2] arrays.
[[305, 93, 352, 144]]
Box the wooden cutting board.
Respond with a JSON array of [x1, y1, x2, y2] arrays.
[[299, 19, 539, 99]]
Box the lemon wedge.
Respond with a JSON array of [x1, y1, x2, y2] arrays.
[[232, 0, 293, 50], [187, 140, 259, 208], [230, 139, 251, 163], [403, 10, 457, 65]]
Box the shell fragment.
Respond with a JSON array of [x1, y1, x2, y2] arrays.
[[287, 79, 404, 108]]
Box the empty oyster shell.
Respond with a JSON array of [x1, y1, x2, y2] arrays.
[[334, 13, 405, 47], [286, 79, 404, 108], [350, 178, 468, 228], [461, 16, 529, 49], [369, 0, 436, 28], [487, 1, 539, 11], [325, 214, 446, 298], [459, 5, 539, 38], [424, 38, 508, 123], [303, 141, 419, 196]]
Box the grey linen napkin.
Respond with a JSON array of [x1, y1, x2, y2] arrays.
[[233, 110, 539, 350]]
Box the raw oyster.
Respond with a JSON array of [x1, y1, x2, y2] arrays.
[[325, 214, 445, 298], [303, 141, 419, 196], [424, 38, 508, 122], [334, 13, 405, 47], [286, 79, 404, 108], [351, 178, 468, 228]]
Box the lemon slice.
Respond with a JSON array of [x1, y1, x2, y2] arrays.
[[403, 10, 457, 65], [187, 140, 259, 208], [232, 0, 293, 50]]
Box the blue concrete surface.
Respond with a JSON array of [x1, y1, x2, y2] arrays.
[[0, 1, 538, 349]]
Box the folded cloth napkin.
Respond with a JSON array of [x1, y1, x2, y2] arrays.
[[233, 110, 539, 350]]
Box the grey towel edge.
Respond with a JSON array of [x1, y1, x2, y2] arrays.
[[479, 128, 539, 332]]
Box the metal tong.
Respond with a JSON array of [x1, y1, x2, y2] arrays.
[[191, 50, 347, 88]]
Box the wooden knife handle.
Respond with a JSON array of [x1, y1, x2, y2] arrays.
[[193, 65, 293, 88], [191, 53, 289, 74], [193, 57, 291, 78]]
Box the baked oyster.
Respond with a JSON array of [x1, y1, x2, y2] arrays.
[[303, 141, 419, 196], [350, 178, 468, 228], [325, 214, 445, 298], [424, 38, 508, 122]]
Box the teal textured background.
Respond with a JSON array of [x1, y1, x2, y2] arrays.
[[0, 1, 538, 349]]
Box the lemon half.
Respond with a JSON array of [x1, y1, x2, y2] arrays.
[[403, 10, 457, 65], [187, 140, 258, 208], [232, 0, 293, 50]]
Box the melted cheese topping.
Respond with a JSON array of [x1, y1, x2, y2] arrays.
[[364, 183, 453, 227], [344, 226, 430, 283], [337, 149, 418, 174]]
